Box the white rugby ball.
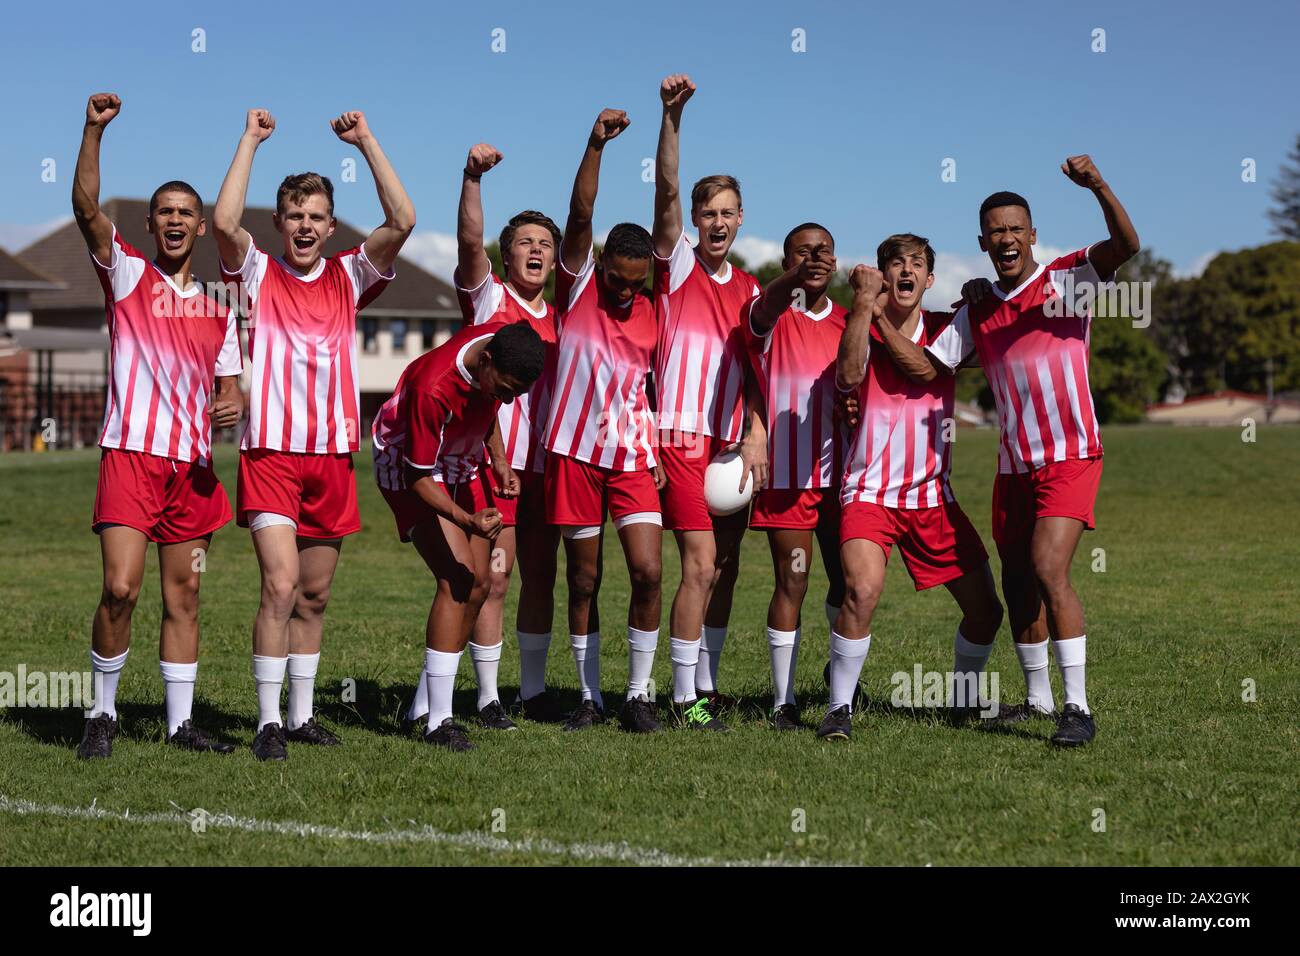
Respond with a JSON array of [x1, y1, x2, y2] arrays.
[[704, 449, 754, 516]]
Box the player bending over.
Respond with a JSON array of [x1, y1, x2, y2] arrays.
[[436, 142, 566, 728], [652, 74, 767, 730], [212, 108, 415, 760], [73, 93, 243, 758], [822, 235, 1004, 742], [543, 108, 666, 734], [921, 156, 1139, 747], [743, 225, 849, 732], [374, 323, 544, 751]]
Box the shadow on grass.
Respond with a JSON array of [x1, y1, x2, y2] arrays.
[[0, 697, 247, 749]]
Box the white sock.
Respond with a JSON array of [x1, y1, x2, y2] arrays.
[[424, 648, 462, 729], [407, 651, 429, 720], [89, 648, 128, 719], [669, 637, 700, 703], [768, 627, 801, 708], [252, 654, 287, 730], [570, 633, 603, 708], [286, 652, 320, 730], [1014, 641, 1055, 713], [468, 641, 502, 710], [824, 602, 840, 630], [1052, 635, 1089, 714], [517, 630, 551, 701], [159, 660, 197, 735], [829, 631, 871, 712], [950, 628, 994, 709], [697, 625, 727, 692], [626, 627, 659, 701]]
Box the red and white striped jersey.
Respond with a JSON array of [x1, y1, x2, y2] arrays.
[[456, 270, 557, 474], [928, 248, 1104, 475], [842, 311, 958, 509], [744, 297, 849, 490], [93, 227, 242, 465], [544, 248, 657, 471], [223, 242, 392, 455], [371, 321, 507, 489], [654, 232, 759, 442]]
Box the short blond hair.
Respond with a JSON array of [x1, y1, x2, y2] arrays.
[[277, 172, 335, 216], [691, 175, 742, 212]]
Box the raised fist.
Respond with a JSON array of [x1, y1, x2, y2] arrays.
[[591, 109, 630, 145], [849, 264, 885, 296], [660, 74, 696, 110], [466, 143, 504, 177], [86, 93, 122, 128], [1061, 154, 1105, 190], [245, 109, 276, 142], [330, 111, 370, 145]]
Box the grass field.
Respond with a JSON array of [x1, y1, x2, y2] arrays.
[[1, 426, 1297, 866]]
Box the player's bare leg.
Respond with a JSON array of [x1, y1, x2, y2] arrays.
[[410, 514, 490, 751], [561, 529, 606, 729], [469, 526, 513, 725], [248, 524, 300, 760], [1030, 515, 1094, 744], [668, 528, 715, 708], [279, 538, 342, 743], [79, 526, 147, 758], [942, 563, 1004, 714], [764, 527, 813, 729], [617, 520, 664, 732], [514, 521, 562, 719], [997, 556, 1055, 725], [156, 536, 233, 752], [688, 508, 748, 708], [820, 538, 885, 741]]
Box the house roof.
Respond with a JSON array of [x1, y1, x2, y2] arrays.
[[0, 247, 64, 291], [18, 198, 458, 316], [1146, 390, 1300, 412]]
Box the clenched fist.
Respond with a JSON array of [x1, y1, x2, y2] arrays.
[[244, 109, 276, 142], [85, 93, 121, 128], [466, 143, 504, 177], [1062, 154, 1106, 191], [330, 111, 371, 145], [660, 74, 696, 110], [590, 109, 630, 145]]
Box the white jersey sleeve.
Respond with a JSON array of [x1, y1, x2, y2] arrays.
[[456, 270, 506, 326], [655, 231, 696, 296], [341, 244, 396, 305], [925, 304, 976, 373], [215, 310, 243, 377], [223, 240, 271, 306], [91, 226, 147, 303]]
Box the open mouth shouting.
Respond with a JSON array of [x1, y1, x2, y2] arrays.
[[524, 254, 545, 278], [162, 229, 187, 252], [292, 234, 317, 254], [895, 276, 917, 298], [995, 247, 1021, 272]]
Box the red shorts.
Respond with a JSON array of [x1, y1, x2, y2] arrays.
[[750, 487, 840, 530], [483, 467, 546, 529], [992, 456, 1103, 560], [93, 448, 233, 543], [841, 498, 989, 591], [658, 432, 740, 531], [544, 453, 660, 527], [381, 475, 490, 543], [237, 449, 360, 539]]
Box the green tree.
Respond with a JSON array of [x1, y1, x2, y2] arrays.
[[1268, 134, 1300, 241]]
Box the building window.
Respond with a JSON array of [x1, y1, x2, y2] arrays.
[[421, 320, 436, 351], [361, 316, 378, 354], [390, 318, 408, 355]]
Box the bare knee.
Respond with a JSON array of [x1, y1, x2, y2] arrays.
[[775, 566, 810, 605], [568, 563, 599, 604], [629, 557, 662, 598], [842, 575, 881, 620], [163, 576, 201, 623], [484, 569, 511, 604], [261, 573, 299, 618], [680, 551, 716, 594], [100, 576, 141, 619]]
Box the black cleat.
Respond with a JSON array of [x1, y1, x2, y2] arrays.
[[76, 713, 118, 759], [513, 690, 564, 723], [252, 722, 288, 761], [285, 717, 340, 746], [478, 699, 518, 731], [674, 698, 728, 732], [400, 711, 428, 736], [167, 719, 235, 753], [1050, 703, 1096, 747], [816, 704, 853, 742], [424, 718, 474, 752], [619, 695, 662, 734], [562, 698, 605, 732], [986, 700, 1056, 727], [772, 703, 803, 731], [823, 661, 866, 711], [695, 688, 736, 715]]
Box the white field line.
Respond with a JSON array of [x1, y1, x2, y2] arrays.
[[0, 794, 829, 867]]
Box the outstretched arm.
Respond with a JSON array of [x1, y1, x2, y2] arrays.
[[749, 245, 835, 337], [652, 74, 695, 259], [457, 143, 503, 289], [1062, 154, 1139, 280], [72, 93, 121, 264], [213, 109, 275, 272], [560, 108, 630, 275], [332, 111, 416, 274], [835, 265, 885, 391]]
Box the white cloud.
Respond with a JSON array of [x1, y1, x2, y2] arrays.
[[731, 235, 783, 268], [0, 216, 73, 253], [400, 229, 459, 282], [1175, 251, 1218, 278]]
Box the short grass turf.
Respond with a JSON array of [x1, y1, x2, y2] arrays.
[[0, 426, 1296, 866]]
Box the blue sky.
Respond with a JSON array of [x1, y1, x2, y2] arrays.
[[2, 0, 1296, 301]]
